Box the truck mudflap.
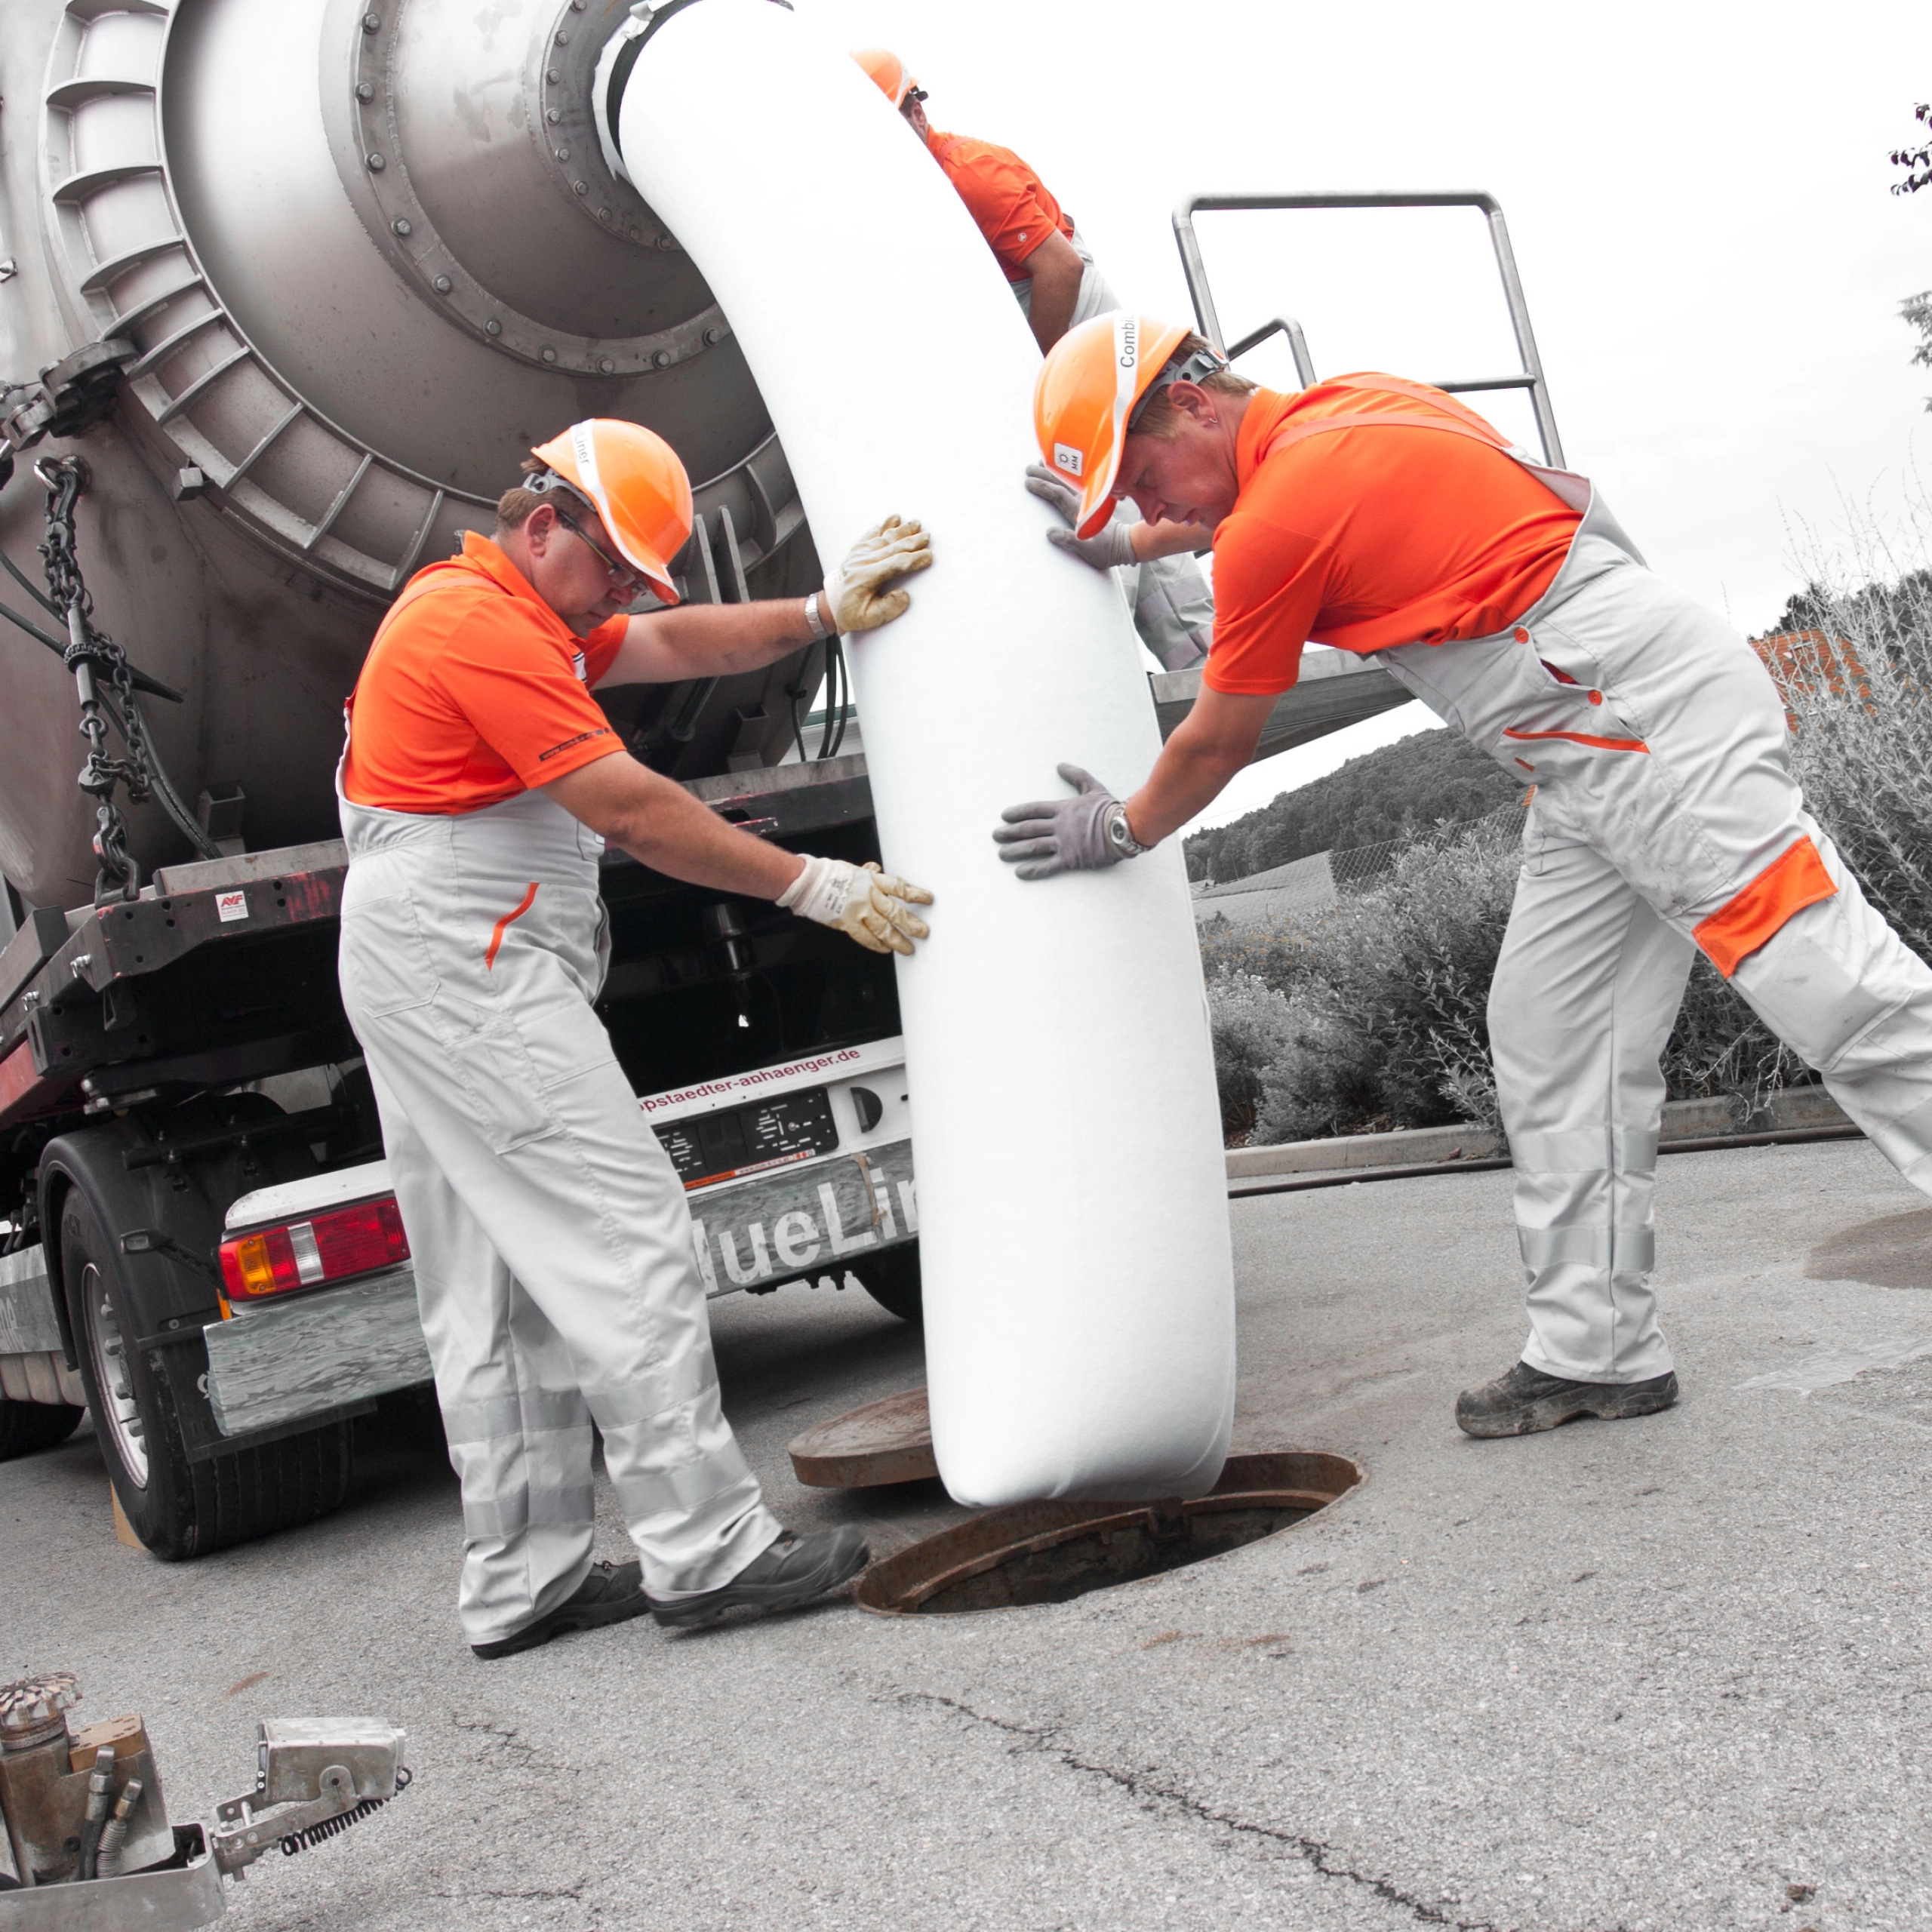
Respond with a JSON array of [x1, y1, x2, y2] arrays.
[[201, 1140, 917, 1438], [0, 1246, 85, 1407]]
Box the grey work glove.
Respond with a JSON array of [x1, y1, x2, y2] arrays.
[[1024, 463, 1138, 572], [993, 763, 1146, 880]]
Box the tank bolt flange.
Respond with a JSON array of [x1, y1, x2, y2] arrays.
[[392, 218, 411, 237], [554, 146, 570, 162], [355, 81, 375, 103], [573, 180, 587, 195], [703, 327, 720, 346], [654, 233, 676, 251], [540, 347, 558, 364], [554, 29, 569, 44], [598, 357, 616, 374], [597, 206, 611, 223], [365, 152, 386, 172], [361, 9, 381, 30], [652, 350, 671, 368], [546, 67, 561, 83], [432, 275, 453, 294], [485, 318, 502, 337], [546, 109, 562, 124]]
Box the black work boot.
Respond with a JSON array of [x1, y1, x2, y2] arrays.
[[472, 1559, 653, 1660], [651, 1526, 870, 1630], [1455, 1360, 1679, 1438]]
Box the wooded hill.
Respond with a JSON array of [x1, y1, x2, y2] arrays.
[[1184, 724, 1524, 884]]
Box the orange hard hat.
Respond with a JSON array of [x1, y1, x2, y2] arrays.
[[528, 418, 692, 605], [851, 48, 922, 111], [1034, 313, 1194, 539]]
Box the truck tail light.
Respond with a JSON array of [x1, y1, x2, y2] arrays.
[[220, 1197, 410, 1303]]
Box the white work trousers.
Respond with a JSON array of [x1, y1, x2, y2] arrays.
[[1379, 481, 1932, 1383], [1016, 236, 1214, 670], [337, 785, 779, 1643]]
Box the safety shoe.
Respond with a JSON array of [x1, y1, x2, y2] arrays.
[[651, 1526, 870, 1630], [471, 1559, 653, 1660], [1455, 1360, 1680, 1438]]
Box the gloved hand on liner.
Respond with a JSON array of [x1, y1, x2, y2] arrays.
[[780, 855, 933, 955], [992, 764, 1148, 880], [823, 515, 932, 632], [1023, 464, 1138, 571]]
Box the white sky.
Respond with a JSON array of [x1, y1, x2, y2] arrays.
[[801, 0, 1931, 833]]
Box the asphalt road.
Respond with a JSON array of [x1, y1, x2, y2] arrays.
[[6, 1137, 1932, 1931]]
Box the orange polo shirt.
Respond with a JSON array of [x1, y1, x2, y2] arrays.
[[340, 533, 627, 814], [1203, 377, 1583, 697], [927, 129, 1075, 280]]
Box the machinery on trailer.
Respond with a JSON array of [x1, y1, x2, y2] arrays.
[[0, 0, 1546, 1558]]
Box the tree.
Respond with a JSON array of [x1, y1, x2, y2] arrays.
[[1894, 103, 1932, 410]]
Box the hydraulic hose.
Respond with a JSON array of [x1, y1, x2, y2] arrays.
[[75, 1746, 115, 1880]]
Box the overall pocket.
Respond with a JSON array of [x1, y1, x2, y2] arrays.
[[340, 891, 440, 1018]]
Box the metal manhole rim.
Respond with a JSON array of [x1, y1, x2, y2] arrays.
[[854, 1450, 1367, 1619]]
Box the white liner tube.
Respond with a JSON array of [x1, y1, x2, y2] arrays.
[[617, 0, 1232, 1504]]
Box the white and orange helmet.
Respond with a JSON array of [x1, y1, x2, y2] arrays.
[[851, 48, 924, 111], [1035, 313, 1233, 538], [528, 418, 693, 605]]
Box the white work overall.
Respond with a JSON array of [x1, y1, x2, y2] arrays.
[[336, 774, 779, 1642], [1371, 454, 1932, 1383], [1017, 237, 1214, 671]]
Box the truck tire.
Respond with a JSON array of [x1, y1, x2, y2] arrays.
[[60, 1192, 353, 1560], [0, 1397, 85, 1460], [849, 1244, 921, 1324]]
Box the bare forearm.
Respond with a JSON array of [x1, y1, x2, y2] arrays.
[[1131, 518, 1215, 562], [1121, 691, 1276, 845], [606, 596, 819, 686], [544, 757, 803, 898]]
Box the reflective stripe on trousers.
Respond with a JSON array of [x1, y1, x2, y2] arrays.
[[335, 779, 779, 1641], [1376, 470, 1932, 1383], [1014, 236, 1214, 671]]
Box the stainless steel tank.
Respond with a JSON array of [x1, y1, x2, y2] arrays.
[[0, 0, 814, 908]]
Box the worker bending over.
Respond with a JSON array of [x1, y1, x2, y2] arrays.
[[998, 315, 1932, 1439], [338, 419, 931, 1653], [853, 48, 1214, 672]]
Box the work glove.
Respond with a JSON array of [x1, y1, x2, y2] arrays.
[[823, 515, 932, 633], [992, 764, 1147, 880], [779, 854, 934, 956], [1023, 463, 1138, 571]]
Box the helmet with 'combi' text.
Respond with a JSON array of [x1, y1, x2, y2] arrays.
[[528, 419, 692, 606], [1033, 313, 1192, 539]]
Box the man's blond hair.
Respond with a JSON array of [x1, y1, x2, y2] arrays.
[[1131, 332, 1257, 441]]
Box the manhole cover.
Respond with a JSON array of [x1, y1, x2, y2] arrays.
[[789, 1388, 936, 1488], [854, 1451, 1362, 1615]]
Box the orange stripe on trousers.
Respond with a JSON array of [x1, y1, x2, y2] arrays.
[[1693, 837, 1838, 977], [1501, 726, 1649, 753], [485, 883, 540, 969]]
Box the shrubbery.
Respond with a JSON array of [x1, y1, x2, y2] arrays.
[[1198, 535, 1932, 1145]]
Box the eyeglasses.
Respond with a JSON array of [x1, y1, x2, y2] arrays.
[[554, 507, 649, 596]]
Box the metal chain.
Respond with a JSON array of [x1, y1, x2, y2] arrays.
[[34, 455, 218, 903]]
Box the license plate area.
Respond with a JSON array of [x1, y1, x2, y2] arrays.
[[654, 1084, 839, 1188]]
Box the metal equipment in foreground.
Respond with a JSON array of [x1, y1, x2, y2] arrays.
[[0, 1669, 406, 1925]]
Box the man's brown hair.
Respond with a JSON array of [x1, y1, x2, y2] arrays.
[[1131, 332, 1257, 441]]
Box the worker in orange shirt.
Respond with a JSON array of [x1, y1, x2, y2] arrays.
[[853, 48, 1214, 673], [337, 418, 932, 1654], [997, 314, 1932, 1440]]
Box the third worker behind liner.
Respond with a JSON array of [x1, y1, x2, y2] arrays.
[[853, 46, 1217, 674]]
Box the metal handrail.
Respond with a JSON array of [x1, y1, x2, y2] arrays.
[[1172, 191, 1564, 467]]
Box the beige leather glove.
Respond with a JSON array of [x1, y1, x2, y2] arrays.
[[778, 854, 934, 956], [823, 515, 932, 633]]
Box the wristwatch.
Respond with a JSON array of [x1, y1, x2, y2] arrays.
[[1103, 801, 1152, 859]]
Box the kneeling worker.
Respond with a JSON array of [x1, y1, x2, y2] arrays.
[[853, 47, 1214, 672], [998, 315, 1932, 1439], [338, 418, 932, 1654]]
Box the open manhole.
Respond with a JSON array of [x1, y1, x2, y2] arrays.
[[854, 1451, 1362, 1615]]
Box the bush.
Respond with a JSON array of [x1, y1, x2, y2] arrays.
[[1203, 813, 1813, 1146]]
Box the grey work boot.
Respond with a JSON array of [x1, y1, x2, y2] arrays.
[[1455, 1360, 1680, 1438], [651, 1526, 870, 1630], [471, 1559, 653, 1660]]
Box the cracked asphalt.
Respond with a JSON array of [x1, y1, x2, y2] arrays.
[[6, 1137, 1932, 1930]]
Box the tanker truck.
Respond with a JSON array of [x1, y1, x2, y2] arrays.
[[0, 0, 1418, 1558]]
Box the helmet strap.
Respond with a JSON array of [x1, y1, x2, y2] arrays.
[[1128, 344, 1231, 432]]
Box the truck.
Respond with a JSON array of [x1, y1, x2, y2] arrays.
[[2, 0, 1534, 1560]]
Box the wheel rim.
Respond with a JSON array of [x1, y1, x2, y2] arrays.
[[82, 1263, 148, 1487]]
